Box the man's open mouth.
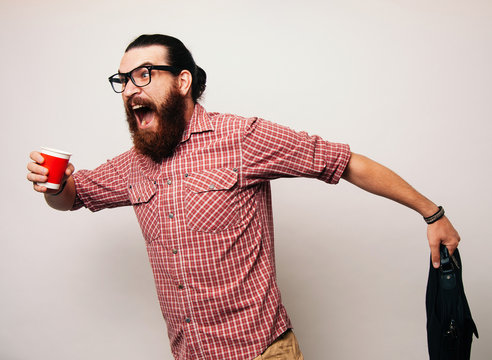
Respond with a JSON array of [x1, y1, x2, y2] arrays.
[[132, 104, 155, 129]]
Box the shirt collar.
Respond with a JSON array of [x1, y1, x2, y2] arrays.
[[181, 103, 214, 142]]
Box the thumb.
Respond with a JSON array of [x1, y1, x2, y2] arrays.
[[65, 163, 75, 176], [430, 243, 441, 269]]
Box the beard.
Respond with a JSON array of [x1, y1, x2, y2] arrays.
[[125, 86, 187, 163]]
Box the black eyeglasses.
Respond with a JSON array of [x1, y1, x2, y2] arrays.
[[108, 65, 180, 93]]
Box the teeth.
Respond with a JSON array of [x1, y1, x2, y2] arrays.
[[132, 104, 145, 110]]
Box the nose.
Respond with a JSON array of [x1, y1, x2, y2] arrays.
[[122, 79, 141, 98]]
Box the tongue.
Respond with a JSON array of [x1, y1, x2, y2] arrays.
[[140, 111, 155, 128]]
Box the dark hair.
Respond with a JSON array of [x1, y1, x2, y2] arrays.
[[126, 34, 206, 103]]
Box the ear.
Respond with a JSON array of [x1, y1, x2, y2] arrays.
[[177, 70, 192, 97]]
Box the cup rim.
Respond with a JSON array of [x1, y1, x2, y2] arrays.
[[41, 147, 72, 158]]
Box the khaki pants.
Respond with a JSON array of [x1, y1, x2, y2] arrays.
[[252, 329, 304, 360]]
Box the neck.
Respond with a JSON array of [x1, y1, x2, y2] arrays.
[[183, 98, 196, 126]]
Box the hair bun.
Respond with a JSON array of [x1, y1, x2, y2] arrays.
[[193, 66, 207, 101]]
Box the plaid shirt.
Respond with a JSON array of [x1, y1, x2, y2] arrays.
[[72, 104, 351, 360]]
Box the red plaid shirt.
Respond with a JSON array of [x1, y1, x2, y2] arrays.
[[72, 104, 351, 360]]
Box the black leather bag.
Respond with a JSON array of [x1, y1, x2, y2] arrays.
[[426, 245, 478, 359]]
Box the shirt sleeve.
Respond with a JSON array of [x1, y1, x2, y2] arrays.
[[241, 118, 351, 185], [71, 155, 131, 212]]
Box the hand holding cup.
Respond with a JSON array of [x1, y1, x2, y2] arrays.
[[27, 148, 74, 194]]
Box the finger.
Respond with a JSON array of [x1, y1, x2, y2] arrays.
[[65, 163, 75, 176], [33, 183, 48, 193], [430, 243, 441, 269], [448, 235, 460, 256], [27, 172, 48, 184], [30, 151, 45, 164], [27, 161, 48, 176], [33, 182, 58, 194]]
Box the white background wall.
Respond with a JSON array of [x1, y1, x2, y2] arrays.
[[1, 0, 491, 359]]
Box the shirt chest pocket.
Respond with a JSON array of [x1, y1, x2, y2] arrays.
[[184, 168, 240, 232], [128, 181, 161, 243]]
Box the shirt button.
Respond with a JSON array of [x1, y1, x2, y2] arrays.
[[178, 284, 184, 290], [185, 318, 191, 324], [184, 173, 189, 178], [209, 184, 215, 190], [233, 168, 238, 172], [169, 213, 174, 219], [167, 180, 172, 185], [172, 249, 178, 254]]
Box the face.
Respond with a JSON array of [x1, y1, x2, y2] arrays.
[[119, 45, 176, 132], [119, 45, 189, 162]]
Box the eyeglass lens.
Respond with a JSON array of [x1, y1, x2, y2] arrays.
[[110, 67, 151, 93]]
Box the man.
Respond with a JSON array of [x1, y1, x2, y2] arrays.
[[27, 34, 460, 360]]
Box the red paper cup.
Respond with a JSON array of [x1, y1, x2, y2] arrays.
[[38, 147, 72, 190]]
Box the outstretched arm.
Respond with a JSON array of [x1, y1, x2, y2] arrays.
[[341, 153, 460, 268]]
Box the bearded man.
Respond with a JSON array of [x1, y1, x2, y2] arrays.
[[27, 34, 460, 360]]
